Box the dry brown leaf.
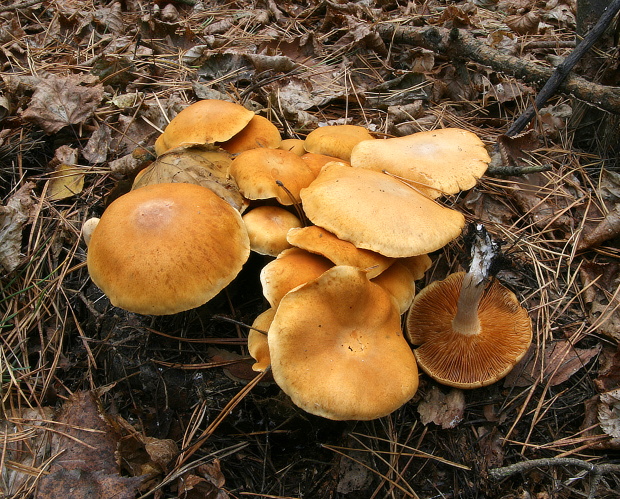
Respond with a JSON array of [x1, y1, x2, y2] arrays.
[[580, 262, 620, 340], [0, 182, 36, 272], [505, 10, 540, 35], [177, 458, 229, 499], [417, 386, 465, 429], [476, 427, 504, 472], [594, 345, 620, 393], [598, 389, 620, 447], [21, 75, 104, 134], [504, 341, 601, 388], [48, 164, 85, 201], [577, 203, 620, 251], [35, 391, 144, 498], [82, 123, 111, 164]]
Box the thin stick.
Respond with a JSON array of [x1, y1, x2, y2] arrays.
[[507, 0, 620, 136]]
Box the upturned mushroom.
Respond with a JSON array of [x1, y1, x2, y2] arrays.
[[406, 225, 532, 388], [268, 265, 419, 420], [87, 183, 250, 315]]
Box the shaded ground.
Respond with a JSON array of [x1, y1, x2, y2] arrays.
[[1, 1, 620, 498]]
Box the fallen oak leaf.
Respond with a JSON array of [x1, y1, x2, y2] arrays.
[[0, 182, 36, 272], [21, 74, 104, 134]]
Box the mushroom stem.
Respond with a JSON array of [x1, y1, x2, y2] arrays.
[[451, 224, 500, 336]]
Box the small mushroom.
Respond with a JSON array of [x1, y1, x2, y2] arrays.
[[220, 114, 282, 153], [229, 148, 315, 205], [242, 206, 302, 256], [87, 183, 250, 315], [304, 125, 374, 162], [248, 308, 275, 372], [268, 265, 419, 420], [260, 247, 333, 308], [154, 99, 255, 156], [287, 225, 393, 279]]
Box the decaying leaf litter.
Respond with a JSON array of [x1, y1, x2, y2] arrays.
[[1, 0, 620, 497]]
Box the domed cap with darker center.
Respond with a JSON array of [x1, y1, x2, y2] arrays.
[[87, 183, 250, 315]]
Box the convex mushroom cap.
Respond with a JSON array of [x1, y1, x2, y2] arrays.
[[406, 272, 532, 388], [300, 163, 465, 257], [87, 183, 250, 315], [304, 125, 374, 162], [229, 148, 315, 205], [154, 99, 255, 156], [287, 226, 392, 279], [220, 114, 282, 153], [268, 265, 419, 420], [242, 206, 302, 256], [351, 128, 491, 198]]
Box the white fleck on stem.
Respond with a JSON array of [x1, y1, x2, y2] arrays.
[[451, 224, 499, 336]]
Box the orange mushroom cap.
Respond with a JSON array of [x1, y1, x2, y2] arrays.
[[87, 183, 250, 315], [268, 265, 418, 420]]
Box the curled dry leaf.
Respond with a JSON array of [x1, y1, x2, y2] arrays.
[[48, 164, 85, 201], [21, 74, 104, 134], [417, 386, 465, 429], [577, 204, 620, 251], [0, 182, 36, 272]]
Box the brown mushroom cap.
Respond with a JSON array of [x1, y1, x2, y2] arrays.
[[220, 114, 282, 153], [154, 99, 255, 156], [287, 226, 393, 279], [406, 272, 532, 388], [242, 206, 302, 256], [248, 308, 275, 372], [260, 247, 333, 308], [268, 265, 419, 420], [304, 125, 375, 162], [87, 183, 250, 315], [300, 163, 465, 257], [229, 148, 315, 205], [350, 128, 491, 198]]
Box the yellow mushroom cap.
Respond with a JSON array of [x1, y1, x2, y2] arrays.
[[301, 152, 350, 177], [304, 125, 375, 162], [154, 99, 255, 156], [248, 308, 275, 372], [260, 247, 333, 308], [229, 148, 315, 205], [220, 114, 282, 153], [87, 183, 250, 315], [350, 128, 491, 198], [242, 206, 302, 256], [278, 138, 306, 156], [406, 272, 532, 388], [371, 261, 417, 315], [268, 265, 419, 420], [300, 163, 465, 258], [287, 226, 392, 279]]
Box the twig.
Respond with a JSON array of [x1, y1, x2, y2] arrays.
[[376, 24, 620, 116], [0, 0, 42, 13], [489, 458, 620, 499], [506, 0, 620, 136]]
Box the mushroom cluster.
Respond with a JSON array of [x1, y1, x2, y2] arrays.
[[85, 99, 530, 420]]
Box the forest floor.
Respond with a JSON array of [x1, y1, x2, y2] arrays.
[[1, 0, 620, 498]]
